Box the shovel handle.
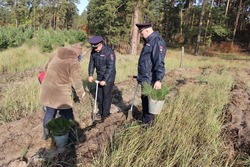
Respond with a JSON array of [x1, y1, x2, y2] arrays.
[[129, 82, 139, 111], [93, 80, 99, 122]]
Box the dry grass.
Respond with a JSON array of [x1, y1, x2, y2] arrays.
[[0, 44, 248, 123], [92, 69, 235, 167], [0, 43, 249, 166], [0, 78, 40, 122]]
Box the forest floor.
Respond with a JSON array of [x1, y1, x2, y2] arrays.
[[0, 65, 250, 167]]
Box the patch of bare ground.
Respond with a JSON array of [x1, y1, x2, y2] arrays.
[[223, 68, 250, 165], [0, 67, 249, 166]]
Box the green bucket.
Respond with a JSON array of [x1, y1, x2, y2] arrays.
[[148, 97, 165, 114]]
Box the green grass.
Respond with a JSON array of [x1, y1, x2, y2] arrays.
[[92, 67, 235, 167], [0, 43, 51, 73], [0, 43, 249, 166], [0, 77, 40, 122]]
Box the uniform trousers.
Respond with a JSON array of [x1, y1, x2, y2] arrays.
[[97, 81, 114, 118], [141, 94, 155, 125]]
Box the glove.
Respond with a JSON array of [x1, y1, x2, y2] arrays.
[[78, 55, 84, 62]]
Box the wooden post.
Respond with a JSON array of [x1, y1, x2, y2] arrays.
[[179, 47, 184, 68]]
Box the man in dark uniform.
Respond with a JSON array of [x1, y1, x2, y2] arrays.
[[88, 36, 116, 121], [136, 23, 166, 126]]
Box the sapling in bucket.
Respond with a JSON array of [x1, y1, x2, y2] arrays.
[[142, 82, 169, 114], [46, 117, 74, 147]]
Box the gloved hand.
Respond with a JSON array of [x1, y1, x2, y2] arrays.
[[78, 55, 84, 62]]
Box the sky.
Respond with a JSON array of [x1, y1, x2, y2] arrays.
[[77, 0, 89, 14]]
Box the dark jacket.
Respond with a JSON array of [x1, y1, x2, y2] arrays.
[[88, 44, 116, 82], [137, 31, 166, 84]]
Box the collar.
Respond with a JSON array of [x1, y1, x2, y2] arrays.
[[144, 31, 159, 43]]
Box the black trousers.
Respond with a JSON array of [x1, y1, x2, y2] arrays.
[[141, 94, 155, 125], [43, 107, 74, 128], [97, 81, 114, 118]]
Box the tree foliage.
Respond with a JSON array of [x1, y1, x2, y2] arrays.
[[87, 0, 135, 51], [0, 25, 32, 50], [0, 25, 86, 52], [86, 0, 250, 54], [0, 0, 250, 54], [0, 0, 80, 30]]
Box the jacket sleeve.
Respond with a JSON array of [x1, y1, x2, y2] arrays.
[[44, 54, 56, 72], [71, 61, 85, 98], [152, 38, 166, 82], [103, 49, 116, 82], [88, 53, 95, 76]]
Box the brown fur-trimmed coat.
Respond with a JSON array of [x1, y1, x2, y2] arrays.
[[40, 47, 85, 109]]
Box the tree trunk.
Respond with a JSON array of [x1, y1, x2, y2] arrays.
[[14, 0, 18, 28], [194, 0, 207, 55], [225, 0, 231, 16], [180, 7, 183, 35], [232, 0, 242, 46], [240, 0, 246, 30], [130, 6, 139, 55], [165, 0, 175, 42], [217, 0, 221, 7], [204, 0, 214, 46]]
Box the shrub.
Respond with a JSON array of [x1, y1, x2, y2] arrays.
[[38, 30, 53, 52], [211, 42, 240, 53], [0, 28, 8, 50], [75, 30, 86, 42], [219, 42, 239, 53], [25, 26, 34, 39], [0, 26, 85, 52], [202, 48, 215, 57], [68, 36, 77, 44], [54, 29, 65, 46]]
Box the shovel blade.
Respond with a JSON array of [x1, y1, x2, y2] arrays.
[[126, 110, 133, 120]]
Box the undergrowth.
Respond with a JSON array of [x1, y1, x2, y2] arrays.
[[93, 69, 235, 166]]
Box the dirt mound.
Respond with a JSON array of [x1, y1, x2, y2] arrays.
[[223, 68, 250, 158], [0, 67, 250, 166]]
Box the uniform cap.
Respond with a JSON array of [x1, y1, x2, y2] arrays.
[[70, 44, 82, 55], [136, 23, 153, 32], [88, 36, 103, 47]]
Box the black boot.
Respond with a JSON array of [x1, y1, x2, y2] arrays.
[[42, 128, 49, 140]]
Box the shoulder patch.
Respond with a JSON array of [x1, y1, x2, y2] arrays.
[[110, 54, 114, 61], [159, 46, 164, 53]]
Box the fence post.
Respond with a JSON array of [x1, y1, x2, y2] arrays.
[[179, 47, 184, 68]]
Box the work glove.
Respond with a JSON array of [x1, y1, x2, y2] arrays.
[[78, 55, 84, 62]]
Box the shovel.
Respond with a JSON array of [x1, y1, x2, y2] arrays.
[[92, 80, 99, 122], [127, 76, 138, 120]]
